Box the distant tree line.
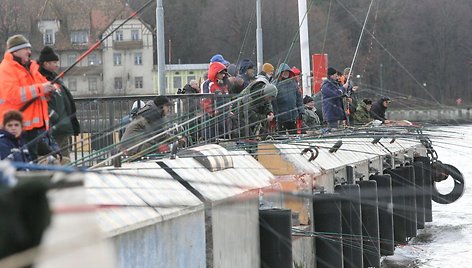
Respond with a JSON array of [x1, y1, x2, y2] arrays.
[[132, 0, 471, 106], [1, 0, 470, 106]]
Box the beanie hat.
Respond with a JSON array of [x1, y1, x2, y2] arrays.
[[239, 59, 255, 74], [262, 84, 277, 98], [303, 95, 314, 104], [39, 46, 59, 63], [262, 63, 274, 73], [327, 67, 337, 76], [7, 34, 31, 53], [362, 98, 372, 105], [210, 54, 230, 66], [153, 96, 171, 107]]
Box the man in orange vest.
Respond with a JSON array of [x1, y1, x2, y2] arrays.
[[0, 34, 56, 160]]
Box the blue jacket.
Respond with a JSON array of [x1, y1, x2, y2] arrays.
[[273, 63, 304, 123], [321, 79, 346, 122], [0, 130, 31, 163]]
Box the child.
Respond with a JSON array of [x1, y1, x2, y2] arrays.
[[0, 110, 31, 162]]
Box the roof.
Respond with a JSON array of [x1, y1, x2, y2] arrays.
[[88, 146, 273, 236]]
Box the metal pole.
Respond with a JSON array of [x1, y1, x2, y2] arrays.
[[256, 0, 263, 73], [156, 0, 166, 95], [298, 0, 311, 96]]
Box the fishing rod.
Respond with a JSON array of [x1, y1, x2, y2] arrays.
[[346, 0, 374, 86], [17, 0, 157, 163]]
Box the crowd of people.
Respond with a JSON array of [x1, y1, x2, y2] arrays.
[[0, 35, 80, 166], [0, 33, 395, 165]]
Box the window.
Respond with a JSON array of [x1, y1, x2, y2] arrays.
[[131, 30, 140, 40], [71, 31, 88, 44], [88, 77, 97, 91], [44, 29, 54, 45], [187, 76, 196, 83], [67, 54, 77, 66], [113, 53, 122, 65], [68, 78, 77, 91], [173, 76, 182, 89], [134, 52, 142, 65], [114, 77, 123, 90], [88, 53, 97, 65], [135, 76, 143, 89], [115, 30, 123, 41]]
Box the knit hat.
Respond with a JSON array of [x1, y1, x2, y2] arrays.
[[303, 95, 314, 104], [239, 59, 255, 74], [153, 96, 171, 107], [362, 98, 372, 105], [210, 54, 230, 66], [39, 46, 59, 63], [343, 67, 351, 75], [327, 67, 337, 76], [262, 63, 274, 73], [6, 34, 31, 53]]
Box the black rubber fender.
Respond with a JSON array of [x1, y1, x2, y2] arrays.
[[432, 164, 465, 204]]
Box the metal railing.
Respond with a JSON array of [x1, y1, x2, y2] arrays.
[[72, 94, 256, 166]]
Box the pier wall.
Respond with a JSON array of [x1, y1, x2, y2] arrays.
[[387, 107, 472, 123]]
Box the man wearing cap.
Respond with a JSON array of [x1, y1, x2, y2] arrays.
[[321, 67, 349, 128], [37, 46, 80, 163], [370, 97, 392, 124], [0, 34, 56, 160]]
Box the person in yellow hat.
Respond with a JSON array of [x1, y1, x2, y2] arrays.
[[259, 62, 274, 82]]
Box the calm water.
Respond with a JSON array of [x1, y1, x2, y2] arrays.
[[383, 125, 472, 267]]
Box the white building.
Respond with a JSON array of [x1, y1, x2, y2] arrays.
[[101, 19, 154, 96]]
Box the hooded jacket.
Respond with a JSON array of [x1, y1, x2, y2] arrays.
[[273, 63, 304, 123], [238, 59, 255, 88], [321, 78, 346, 123], [370, 98, 388, 122], [120, 100, 170, 156], [0, 52, 50, 130], [203, 62, 228, 114], [0, 130, 31, 163], [38, 66, 80, 136]]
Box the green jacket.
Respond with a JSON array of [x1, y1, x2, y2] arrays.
[[237, 78, 273, 136], [352, 101, 372, 124]]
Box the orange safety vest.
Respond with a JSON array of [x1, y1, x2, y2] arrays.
[[0, 52, 50, 130]]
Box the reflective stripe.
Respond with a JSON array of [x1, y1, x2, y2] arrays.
[[40, 96, 47, 101], [20, 87, 27, 103], [32, 117, 40, 124], [0, 99, 4, 104], [30, 85, 37, 98], [23, 120, 31, 127]]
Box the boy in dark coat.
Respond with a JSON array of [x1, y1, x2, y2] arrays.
[[0, 110, 31, 163]]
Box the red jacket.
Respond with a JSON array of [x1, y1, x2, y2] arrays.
[[202, 62, 228, 114], [0, 52, 50, 130]]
